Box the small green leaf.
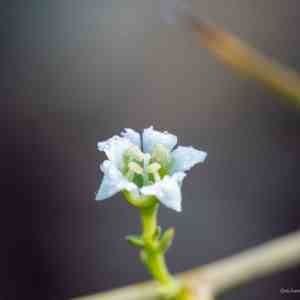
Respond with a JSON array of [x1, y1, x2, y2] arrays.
[[126, 235, 144, 248], [153, 226, 162, 239], [159, 228, 175, 252]]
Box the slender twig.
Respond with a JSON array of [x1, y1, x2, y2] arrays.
[[185, 230, 300, 296], [188, 18, 300, 108], [73, 230, 300, 300]]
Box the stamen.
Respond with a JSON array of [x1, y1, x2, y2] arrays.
[[128, 161, 144, 175], [132, 147, 144, 162], [151, 144, 172, 171], [125, 170, 135, 181], [143, 153, 151, 185], [148, 162, 162, 182], [124, 146, 144, 163], [148, 162, 161, 173]]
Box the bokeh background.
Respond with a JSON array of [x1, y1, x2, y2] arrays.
[[1, 0, 300, 299]]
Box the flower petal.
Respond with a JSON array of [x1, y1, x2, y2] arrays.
[[121, 128, 141, 148], [171, 146, 207, 173], [96, 160, 138, 201], [142, 126, 177, 153], [172, 171, 186, 186], [140, 172, 186, 212], [97, 135, 133, 168]]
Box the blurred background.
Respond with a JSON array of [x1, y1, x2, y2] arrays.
[[1, 0, 300, 299]]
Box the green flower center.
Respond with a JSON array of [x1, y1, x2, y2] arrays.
[[122, 144, 173, 187]]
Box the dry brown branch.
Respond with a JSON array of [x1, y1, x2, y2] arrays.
[[74, 230, 300, 300], [189, 19, 300, 107]]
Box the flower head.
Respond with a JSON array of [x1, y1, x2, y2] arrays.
[[96, 127, 207, 212]]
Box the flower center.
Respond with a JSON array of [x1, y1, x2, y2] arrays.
[[122, 144, 173, 187]]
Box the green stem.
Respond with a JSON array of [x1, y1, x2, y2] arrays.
[[140, 204, 158, 242], [140, 204, 181, 299]]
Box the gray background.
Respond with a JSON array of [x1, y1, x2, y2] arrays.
[[1, 0, 300, 299]]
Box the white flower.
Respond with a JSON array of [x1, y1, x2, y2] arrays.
[[96, 126, 207, 212]]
